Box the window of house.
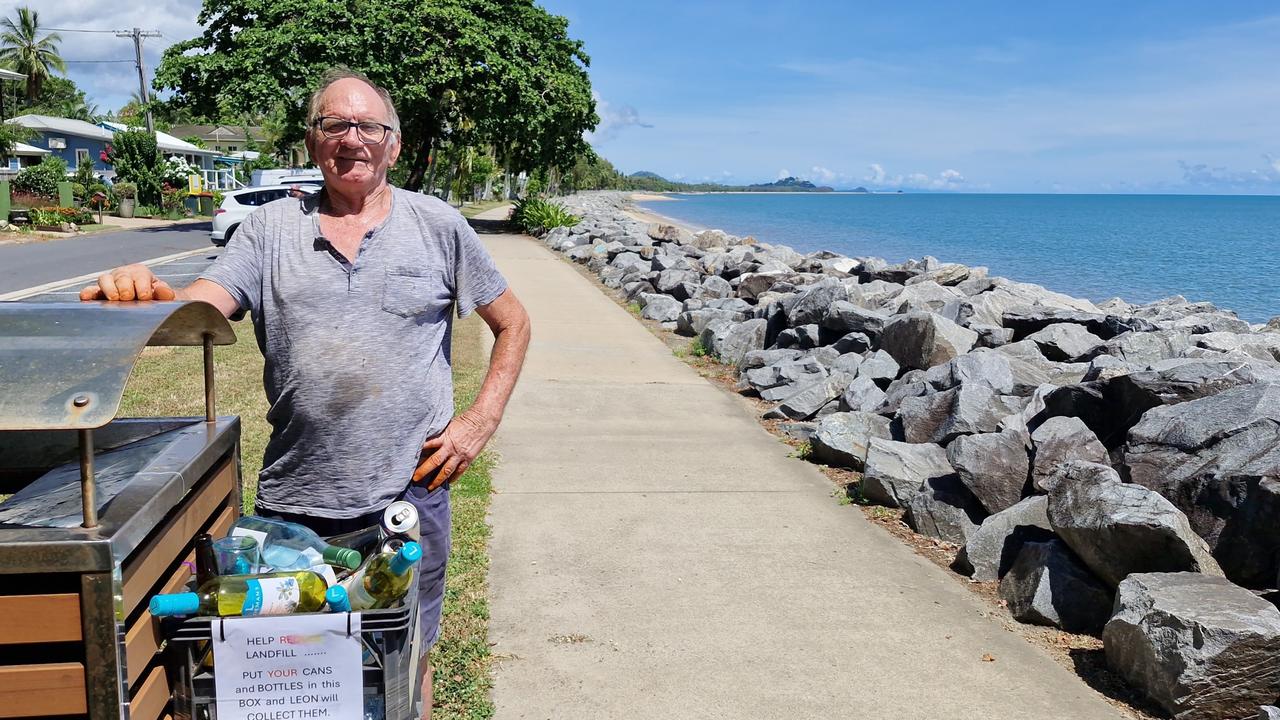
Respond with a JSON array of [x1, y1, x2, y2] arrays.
[[8, 158, 18, 171], [76, 149, 91, 168]]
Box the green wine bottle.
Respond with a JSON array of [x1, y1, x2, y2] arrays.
[[149, 570, 328, 617], [341, 542, 422, 610]]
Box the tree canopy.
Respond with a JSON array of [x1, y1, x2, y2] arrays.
[[154, 0, 598, 190], [0, 7, 65, 101]]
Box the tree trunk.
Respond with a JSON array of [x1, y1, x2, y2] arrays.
[[402, 135, 434, 192]]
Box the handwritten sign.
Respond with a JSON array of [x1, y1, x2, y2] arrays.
[[213, 612, 364, 720]]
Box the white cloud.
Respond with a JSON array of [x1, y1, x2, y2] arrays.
[[809, 165, 836, 183], [777, 168, 791, 179], [1178, 156, 1280, 189], [2, 0, 206, 112], [584, 92, 652, 144]]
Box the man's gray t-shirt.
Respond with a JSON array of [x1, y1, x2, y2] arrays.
[[199, 187, 507, 518]]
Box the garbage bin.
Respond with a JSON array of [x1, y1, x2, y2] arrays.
[[0, 301, 240, 720]]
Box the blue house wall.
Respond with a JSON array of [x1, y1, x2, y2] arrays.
[[27, 130, 112, 173]]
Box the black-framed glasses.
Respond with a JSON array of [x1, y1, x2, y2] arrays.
[[313, 116, 395, 144]]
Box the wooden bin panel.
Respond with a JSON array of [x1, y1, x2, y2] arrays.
[[120, 455, 236, 616], [0, 594, 80, 645], [0, 663, 87, 717], [124, 505, 236, 686], [128, 665, 170, 720]]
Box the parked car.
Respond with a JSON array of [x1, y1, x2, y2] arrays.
[[210, 183, 321, 246]]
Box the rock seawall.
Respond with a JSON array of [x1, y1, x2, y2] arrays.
[[535, 192, 1280, 718]]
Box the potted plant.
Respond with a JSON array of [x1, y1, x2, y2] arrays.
[[114, 182, 137, 218]]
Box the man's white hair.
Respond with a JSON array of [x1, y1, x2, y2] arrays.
[[306, 66, 401, 136]]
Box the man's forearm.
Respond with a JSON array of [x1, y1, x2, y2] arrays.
[[469, 315, 531, 425]]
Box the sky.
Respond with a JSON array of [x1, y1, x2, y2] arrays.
[[8, 0, 1280, 193]]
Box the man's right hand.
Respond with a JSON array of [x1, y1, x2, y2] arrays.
[[79, 264, 178, 302]]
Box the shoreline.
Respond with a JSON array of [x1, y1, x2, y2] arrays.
[[535, 191, 1280, 720], [623, 192, 1276, 324]]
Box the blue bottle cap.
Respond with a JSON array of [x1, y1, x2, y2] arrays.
[[150, 592, 201, 617], [325, 585, 351, 613], [389, 542, 422, 576]]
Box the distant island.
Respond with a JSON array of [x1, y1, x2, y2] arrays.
[[621, 171, 835, 193], [561, 153, 888, 194]]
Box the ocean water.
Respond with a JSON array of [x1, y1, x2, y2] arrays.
[[636, 193, 1280, 323]]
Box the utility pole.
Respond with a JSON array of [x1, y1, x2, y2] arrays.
[[116, 28, 161, 133]]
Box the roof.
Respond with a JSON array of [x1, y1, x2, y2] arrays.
[[7, 114, 114, 141], [0, 68, 24, 81], [11, 142, 49, 156], [97, 121, 219, 157], [169, 123, 269, 143], [2, 116, 219, 158]]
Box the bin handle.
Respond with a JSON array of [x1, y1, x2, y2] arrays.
[[219, 618, 225, 642], [346, 612, 353, 637]]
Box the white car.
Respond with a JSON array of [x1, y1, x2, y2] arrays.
[[210, 183, 321, 246]]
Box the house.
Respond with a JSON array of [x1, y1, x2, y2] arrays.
[[0, 141, 50, 179], [4, 114, 220, 181], [170, 123, 308, 166]]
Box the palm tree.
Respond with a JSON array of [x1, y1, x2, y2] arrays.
[[0, 7, 65, 102]]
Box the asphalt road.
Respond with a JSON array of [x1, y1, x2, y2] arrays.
[[0, 223, 220, 297]]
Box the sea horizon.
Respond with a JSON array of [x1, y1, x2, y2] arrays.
[[636, 192, 1280, 323]]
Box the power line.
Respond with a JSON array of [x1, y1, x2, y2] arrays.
[[63, 59, 136, 64], [45, 27, 121, 34]]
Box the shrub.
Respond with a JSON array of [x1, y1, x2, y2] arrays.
[[161, 184, 188, 214], [113, 181, 137, 199], [13, 157, 68, 199], [161, 155, 197, 187], [70, 182, 87, 201], [72, 161, 97, 189], [30, 206, 92, 226], [511, 196, 580, 235]]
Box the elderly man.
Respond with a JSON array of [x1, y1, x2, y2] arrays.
[[80, 68, 530, 718]]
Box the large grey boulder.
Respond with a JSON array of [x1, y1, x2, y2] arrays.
[[1261, 707, 1280, 720], [676, 308, 738, 337], [739, 356, 826, 394], [839, 375, 887, 413], [861, 439, 955, 508], [765, 372, 854, 421], [699, 319, 768, 368], [821, 301, 889, 341], [947, 429, 1031, 514], [1025, 323, 1106, 362], [998, 539, 1113, 634], [788, 278, 850, 327], [904, 475, 987, 545], [648, 223, 694, 244], [857, 350, 901, 387], [952, 496, 1054, 581], [898, 385, 1025, 444], [923, 351, 1015, 394], [1123, 383, 1280, 557], [879, 312, 978, 370], [810, 411, 893, 470], [1046, 462, 1223, 587], [1096, 329, 1194, 364], [1211, 477, 1280, 589], [1029, 416, 1108, 492], [1104, 573, 1280, 720], [638, 293, 682, 322]]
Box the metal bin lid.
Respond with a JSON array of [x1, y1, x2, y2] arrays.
[[0, 301, 235, 430]]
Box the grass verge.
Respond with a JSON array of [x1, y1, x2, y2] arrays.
[[116, 314, 497, 720], [459, 200, 510, 219]]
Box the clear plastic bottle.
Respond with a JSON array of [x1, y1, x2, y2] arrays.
[[230, 516, 362, 570]]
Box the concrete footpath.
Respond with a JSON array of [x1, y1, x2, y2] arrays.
[[476, 217, 1126, 719]]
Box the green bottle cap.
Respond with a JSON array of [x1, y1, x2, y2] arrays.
[[323, 545, 362, 570], [150, 592, 201, 617], [389, 542, 422, 576]]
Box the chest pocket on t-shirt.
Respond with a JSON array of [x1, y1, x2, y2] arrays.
[[382, 268, 451, 320]]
